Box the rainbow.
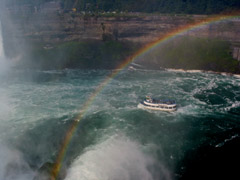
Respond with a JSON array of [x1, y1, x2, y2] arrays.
[[50, 13, 239, 180]]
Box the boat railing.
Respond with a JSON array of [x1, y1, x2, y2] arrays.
[[145, 98, 176, 105]]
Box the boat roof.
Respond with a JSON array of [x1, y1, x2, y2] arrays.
[[145, 97, 176, 105]]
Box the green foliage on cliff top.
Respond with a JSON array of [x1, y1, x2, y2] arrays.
[[63, 0, 240, 14], [5, 0, 240, 14], [16, 37, 240, 74], [137, 36, 239, 73]]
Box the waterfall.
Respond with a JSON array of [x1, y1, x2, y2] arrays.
[[0, 21, 8, 74], [0, 22, 5, 60]]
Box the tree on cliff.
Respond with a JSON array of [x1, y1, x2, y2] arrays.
[[4, 0, 240, 14], [58, 0, 240, 13]]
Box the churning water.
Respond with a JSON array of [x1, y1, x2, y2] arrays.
[[0, 68, 240, 180]]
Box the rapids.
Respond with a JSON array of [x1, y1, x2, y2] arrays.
[[0, 68, 240, 180]]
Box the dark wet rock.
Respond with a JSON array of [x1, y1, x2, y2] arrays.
[[33, 162, 66, 180]]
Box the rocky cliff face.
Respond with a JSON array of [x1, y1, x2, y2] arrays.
[[233, 47, 240, 61], [1, 11, 240, 65], [2, 12, 240, 44]]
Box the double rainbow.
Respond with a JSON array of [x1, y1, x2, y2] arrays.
[[50, 13, 240, 180]]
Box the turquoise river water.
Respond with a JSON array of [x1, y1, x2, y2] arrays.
[[0, 68, 240, 180]]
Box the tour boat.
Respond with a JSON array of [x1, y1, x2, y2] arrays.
[[139, 96, 177, 112]]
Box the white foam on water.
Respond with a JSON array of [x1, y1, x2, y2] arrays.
[[165, 68, 203, 73], [176, 104, 203, 116], [65, 135, 171, 180], [215, 134, 239, 148], [223, 101, 240, 111], [233, 74, 240, 79], [191, 78, 218, 96], [165, 68, 239, 79], [131, 62, 143, 67]]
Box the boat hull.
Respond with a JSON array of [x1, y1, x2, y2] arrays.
[[138, 102, 177, 112]]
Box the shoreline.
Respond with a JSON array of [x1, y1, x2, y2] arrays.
[[165, 68, 240, 78]]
